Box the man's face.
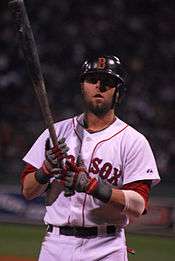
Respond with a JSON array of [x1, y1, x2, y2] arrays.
[[81, 73, 118, 116]]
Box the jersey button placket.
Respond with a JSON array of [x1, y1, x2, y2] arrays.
[[80, 136, 94, 182], [81, 136, 93, 157]]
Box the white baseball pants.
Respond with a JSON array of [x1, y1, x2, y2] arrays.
[[38, 229, 128, 261]]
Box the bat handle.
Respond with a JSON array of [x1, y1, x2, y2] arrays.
[[58, 159, 75, 197]]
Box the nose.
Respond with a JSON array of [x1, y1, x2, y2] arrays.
[[95, 80, 101, 88], [95, 80, 106, 92], [95, 80, 104, 91]]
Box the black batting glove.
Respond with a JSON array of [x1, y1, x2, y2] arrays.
[[56, 157, 112, 203], [35, 137, 69, 184], [54, 155, 85, 196], [44, 137, 69, 172], [65, 172, 112, 203]]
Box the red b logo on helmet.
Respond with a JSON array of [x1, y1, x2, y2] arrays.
[[97, 57, 106, 69]]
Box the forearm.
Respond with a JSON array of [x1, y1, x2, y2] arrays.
[[109, 188, 145, 217], [22, 172, 48, 200], [87, 179, 145, 217], [22, 137, 70, 200], [108, 188, 125, 211], [59, 166, 146, 217]]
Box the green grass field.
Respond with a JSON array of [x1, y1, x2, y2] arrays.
[[0, 223, 174, 261]]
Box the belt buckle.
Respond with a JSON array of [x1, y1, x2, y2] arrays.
[[97, 225, 108, 236], [107, 225, 117, 236]]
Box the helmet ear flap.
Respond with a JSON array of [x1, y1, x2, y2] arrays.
[[117, 83, 127, 105], [115, 90, 120, 104], [113, 81, 127, 107]]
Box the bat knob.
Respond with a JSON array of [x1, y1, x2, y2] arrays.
[[64, 188, 75, 197]]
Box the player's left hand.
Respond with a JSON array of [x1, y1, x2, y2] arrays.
[[56, 157, 112, 203], [55, 156, 88, 191]]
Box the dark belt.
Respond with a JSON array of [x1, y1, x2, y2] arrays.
[[47, 224, 117, 237]]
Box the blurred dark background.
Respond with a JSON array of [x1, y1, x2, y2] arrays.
[[0, 0, 175, 191]]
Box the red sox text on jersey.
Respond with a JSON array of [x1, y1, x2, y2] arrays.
[[67, 154, 122, 186]]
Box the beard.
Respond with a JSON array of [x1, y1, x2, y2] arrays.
[[84, 97, 114, 116]]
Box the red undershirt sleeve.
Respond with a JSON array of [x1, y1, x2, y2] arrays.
[[20, 163, 37, 186], [122, 180, 151, 214]]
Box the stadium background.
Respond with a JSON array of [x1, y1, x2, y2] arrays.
[[0, 0, 174, 260]]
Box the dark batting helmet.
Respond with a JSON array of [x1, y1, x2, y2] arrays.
[[80, 55, 127, 102]]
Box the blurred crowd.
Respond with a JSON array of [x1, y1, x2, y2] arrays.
[[0, 0, 174, 184]]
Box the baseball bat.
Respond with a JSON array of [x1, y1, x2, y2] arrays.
[[8, 0, 58, 147], [8, 0, 74, 196]]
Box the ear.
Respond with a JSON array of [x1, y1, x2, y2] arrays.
[[115, 90, 119, 100], [114, 89, 120, 105]]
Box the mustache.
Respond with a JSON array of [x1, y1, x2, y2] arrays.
[[94, 94, 103, 98]]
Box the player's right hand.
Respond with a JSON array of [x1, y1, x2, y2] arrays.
[[35, 138, 69, 184], [43, 137, 69, 176]]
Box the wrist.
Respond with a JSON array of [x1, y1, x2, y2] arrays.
[[35, 169, 51, 184], [42, 161, 52, 175], [86, 178, 98, 194], [34, 162, 53, 184], [87, 178, 112, 203]]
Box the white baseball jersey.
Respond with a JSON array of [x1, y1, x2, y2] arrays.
[[23, 114, 160, 229]]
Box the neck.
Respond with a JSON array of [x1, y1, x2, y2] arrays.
[[84, 110, 116, 132]]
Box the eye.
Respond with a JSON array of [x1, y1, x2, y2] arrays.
[[103, 78, 116, 87], [85, 75, 98, 84]]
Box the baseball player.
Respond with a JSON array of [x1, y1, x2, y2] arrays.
[[21, 55, 160, 261]]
